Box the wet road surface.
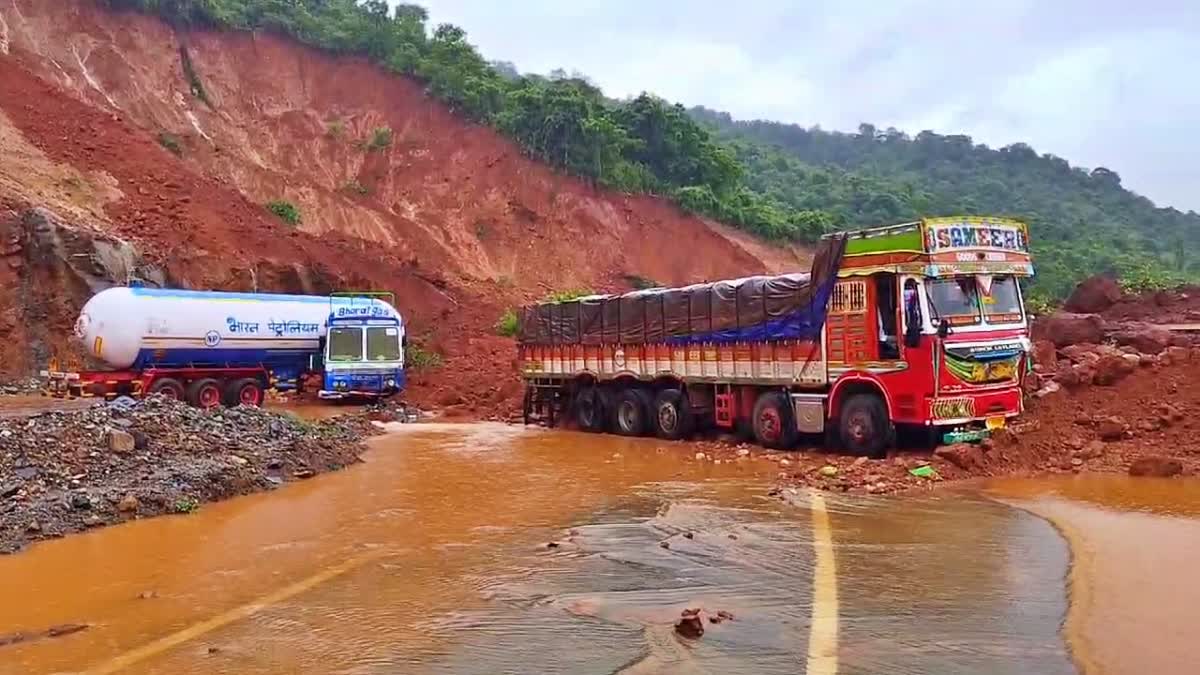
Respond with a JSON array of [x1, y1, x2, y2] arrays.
[[0, 424, 1192, 673]]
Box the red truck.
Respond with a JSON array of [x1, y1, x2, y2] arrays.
[[516, 217, 1033, 456]]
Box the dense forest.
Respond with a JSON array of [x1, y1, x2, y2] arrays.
[[105, 0, 1196, 301]]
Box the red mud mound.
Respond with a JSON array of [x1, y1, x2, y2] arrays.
[[0, 0, 806, 415]]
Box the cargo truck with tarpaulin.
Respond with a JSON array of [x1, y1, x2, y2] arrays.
[[516, 216, 1034, 456]]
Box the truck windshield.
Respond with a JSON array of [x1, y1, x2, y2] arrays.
[[928, 278, 981, 326], [327, 327, 363, 362], [366, 326, 401, 361], [981, 275, 1024, 323]]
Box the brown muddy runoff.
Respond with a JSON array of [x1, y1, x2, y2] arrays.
[[0, 424, 1191, 674]]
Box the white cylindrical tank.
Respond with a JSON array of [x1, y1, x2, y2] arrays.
[[74, 287, 403, 370]]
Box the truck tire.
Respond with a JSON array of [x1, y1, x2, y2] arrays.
[[838, 393, 893, 458], [186, 378, 224, 409], [752, 391, 798, 449], [613, 388, 651, 436], [148, 377, 185, 401], [653, 389, 694, 440], [225, 378, 264, 407], [574, 387, 607, 433]]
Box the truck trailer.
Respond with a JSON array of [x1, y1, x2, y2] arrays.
[[45, 286, 406, 407], [516, 216, 1034, 456]]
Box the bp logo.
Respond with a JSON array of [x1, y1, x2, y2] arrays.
[[204, 331, 222, 347]]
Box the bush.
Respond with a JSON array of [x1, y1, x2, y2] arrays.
[[342, 181, 370, 196], [406, 344, 443, 368], [544, 288, 593, 303], [624, 274, 658, 290], [326, 120, 346, 139], [495, 308, 519, 337], [157, 132, 183, 157], [266, 200, 301, 226], [362, 127, 393, 152]]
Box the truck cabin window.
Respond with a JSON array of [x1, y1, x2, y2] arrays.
[[328, 327, 364, 362], [980, 275, 1024, 323], [366, 327, 401, 361], [928, 278, 982, 326]]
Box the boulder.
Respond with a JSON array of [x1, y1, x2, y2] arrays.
[[1075, 440, 1106, 460], [1035, 312, 1105, 348], [934, 443, 985, 470], [1111, 323, 1172, 355], [1061, 344, 1102, 365], [117, 495, 139, 513], [1092, 354, 1136, 386], [1128, 456, 1184, 478], [1064, 275, 1122, 313], [1032, 340, 1058, 370]]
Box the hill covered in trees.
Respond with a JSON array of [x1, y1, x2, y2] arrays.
[[690, 108, 1199, 300], [105, 0, 1195, 300]]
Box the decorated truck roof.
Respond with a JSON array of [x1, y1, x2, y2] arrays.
[[824, 216, 1033, 278]]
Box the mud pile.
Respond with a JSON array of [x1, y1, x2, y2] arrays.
[[0, 396, 371, 553], [0, 0, 806, 417]]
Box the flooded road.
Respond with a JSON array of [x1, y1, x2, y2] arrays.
[[0, 424, 1193, 674]]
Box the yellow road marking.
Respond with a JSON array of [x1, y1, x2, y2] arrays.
[[86, 549, 388, 674], [806, 491, 839, 675]]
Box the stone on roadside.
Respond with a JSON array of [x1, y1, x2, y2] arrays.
[[117, 495, 139, 513], [106, 428, 135, 454], [818, 465, 838, 477], [1092, 354, 1135, 386], [1034, 312, 1104, 347], [1128, 456, 1184, 477], [1097, 417, 1127, 442], [1063, 275, 1122, 314]]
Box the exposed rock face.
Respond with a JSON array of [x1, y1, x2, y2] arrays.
[[1110, 322, 1173, 355], [1128, 456, 1183, 478]]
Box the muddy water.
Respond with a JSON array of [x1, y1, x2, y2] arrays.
[[0, 424, 1154, 674], [990, 476, 1200, 675]]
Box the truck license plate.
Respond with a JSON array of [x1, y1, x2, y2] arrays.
[[986, 416, 1006, 431]]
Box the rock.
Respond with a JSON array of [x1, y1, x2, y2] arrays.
[[1033, 380, 1061, 398], [106, 428, 135, 454], [1128, 456, 1184, 477], [851, 456, 869, 468], [818, 465, 838, 477], [131, 430, 149, 450], [1092, 354, 1135, 386], [934, 443, 985, 470], [1076, 440, 1106, 460], [1035, 312, 1104, 348], [229, 455, 249, 467], [1061, 344, 1102, 364], [117, 495, 139, 513], [70, 493, 92, 510], [45, 624, 89, 638], [1163, 345, 1191, 365], [709, 609, 735, 624], [674, 608, 704, 639], [1064, 275, 1122, 313], [25, 520, 41, 533], [736, 448, 750, 457], [137, 590, 158, 600], [1031, 340, 1058, 369], [1139, 354, 1157, 367], [1097, 417, 1127, 442], [1111, 323, 1172, 355], [778, 459, 791, 467], [659, 540, 670, 549], [694, 452, 706, 461], [84, 515, 103, 528]]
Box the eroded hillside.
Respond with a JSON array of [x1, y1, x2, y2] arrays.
[[0, 0, 806, 412]]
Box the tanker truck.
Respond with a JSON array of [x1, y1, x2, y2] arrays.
[[44, 286, 406, 407]]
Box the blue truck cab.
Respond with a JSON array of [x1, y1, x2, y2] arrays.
[[318, 295, 406, 400]]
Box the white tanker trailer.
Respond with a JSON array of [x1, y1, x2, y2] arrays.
[[46, 286, 406, 407]]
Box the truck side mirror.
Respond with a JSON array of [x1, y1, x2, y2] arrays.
[[937, 319, 951, 338]]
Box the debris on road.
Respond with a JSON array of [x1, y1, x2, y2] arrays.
[[0, 396, 372, 554]]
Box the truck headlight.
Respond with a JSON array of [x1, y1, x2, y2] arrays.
[[386, 379, 396, 387]]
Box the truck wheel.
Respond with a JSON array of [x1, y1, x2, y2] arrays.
[[838, 393, 893, 458], [752, 391, 798, 449], [574, 387, 607, 433], [653, 389, 694, 440], [187, 378, 224, 409], [148, 377, 185, 401], [613, 388, 651, 436], [225, 378, 264, 407]]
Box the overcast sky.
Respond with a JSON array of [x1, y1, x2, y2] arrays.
[[413, 1, 1200, 213]]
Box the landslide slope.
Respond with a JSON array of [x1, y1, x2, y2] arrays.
[[0, 0, 805, 412]]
